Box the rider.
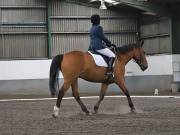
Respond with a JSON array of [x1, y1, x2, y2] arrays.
[[89, 14, 115, 79]]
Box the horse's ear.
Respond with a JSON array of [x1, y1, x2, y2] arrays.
[[140, 40, 144, 47]]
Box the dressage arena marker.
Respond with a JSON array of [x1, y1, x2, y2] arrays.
[[154, 89, 159, 96], [0, 96, 179, 102]]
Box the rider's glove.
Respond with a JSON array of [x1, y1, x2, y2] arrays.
[[106, 43, 112, 47], [111, 44, 116, 48]]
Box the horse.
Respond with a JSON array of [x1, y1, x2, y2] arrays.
[[49, 40, 148, 117]]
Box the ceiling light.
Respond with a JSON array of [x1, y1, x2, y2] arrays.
[[137, 0, 148, 1], [99, 0, 107, 10], [105, 0, 119, 5], [90, 0, 99, 2]]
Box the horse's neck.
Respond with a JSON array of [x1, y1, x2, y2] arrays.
[[118, 51, 134, 65]]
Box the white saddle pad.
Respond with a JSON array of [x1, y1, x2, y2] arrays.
[[88, 51, 108, 67]]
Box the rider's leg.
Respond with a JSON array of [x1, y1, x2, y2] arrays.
[[106, 57, 115, 77], [97, 48, 115, 58], [97, 48, 115, 78]]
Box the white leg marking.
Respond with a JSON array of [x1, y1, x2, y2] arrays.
[[53, 105, 59, 118]]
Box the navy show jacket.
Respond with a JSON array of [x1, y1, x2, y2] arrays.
[[89, 25, 111, 51]]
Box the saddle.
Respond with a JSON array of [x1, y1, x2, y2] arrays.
[[88, 46, 116, 67], [89, 50, 109, 66]]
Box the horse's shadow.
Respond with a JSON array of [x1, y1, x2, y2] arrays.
[[52, 106, 144, 120], [42, 105, 145, 121], [94, 105, 144, 115]]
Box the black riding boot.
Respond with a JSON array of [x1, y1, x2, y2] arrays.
[[106, 57, 115, 79]]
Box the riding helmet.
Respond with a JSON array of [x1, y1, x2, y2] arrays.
[[91, 14, 100, 25]]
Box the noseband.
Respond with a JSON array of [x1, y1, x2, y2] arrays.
[[134, 58, 143, 67], [134, 56, 147, 71]]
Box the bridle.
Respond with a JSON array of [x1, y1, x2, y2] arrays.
[[134, 57, 143, 67], [134, 55, 147, 71]]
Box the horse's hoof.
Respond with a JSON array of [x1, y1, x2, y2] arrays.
[[52, 114, 58, 118], [53, 105, 59, 118], [94, 106, 98, 112], [131, 108, 136, 113], [93, 111, 98, 114], [86, 112, 92, 116], [93, 109, 98, 114]]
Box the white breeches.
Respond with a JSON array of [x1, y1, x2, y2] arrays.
[[97, 48, 115, 58]]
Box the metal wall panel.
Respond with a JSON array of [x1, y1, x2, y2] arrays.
[[141, 19, 170, 37], [0, 0, 138, 59], [143, 38, 160, 54], [51, 0, 135, 17], [52, 18, 137, 33], [51, 1, 79, 16], [52, 34, 89, 56], [51, 33, 136, 56], [159, 20, 170, 34], [2, 9, 46, 23], [0, 7, 1, 22], [143, 37, 171, 54], [77, 19, 91, 32], [0, 35, 47, 59], [0, 0, 46, 6], [50, 0, 137, 57], [90, 7, 135, 17], [159, 37, 171, 53], [0, 0, 47, 59], [0, 35, 3, 56], [51, 19, 79, 32], [140, 16, 171, 54], [1, 26, 46, 33], [107, 34, 136, 47], [101, 18, 137, 32], [141, 23, 159, 36]]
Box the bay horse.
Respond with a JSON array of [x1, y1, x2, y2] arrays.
[[49, 40, 148, 117]]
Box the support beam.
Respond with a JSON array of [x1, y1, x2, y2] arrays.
[[47, 0, 52, 59], [171, 6, 180, 54], [116, 0, 171, 17]]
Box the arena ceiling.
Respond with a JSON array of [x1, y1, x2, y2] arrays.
[[89, 0, 180, 16]]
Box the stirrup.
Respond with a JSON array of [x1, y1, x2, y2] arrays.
[[106, 71, 114, 80]]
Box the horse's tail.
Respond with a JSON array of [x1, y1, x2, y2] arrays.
[[49, 54, 63, 97]]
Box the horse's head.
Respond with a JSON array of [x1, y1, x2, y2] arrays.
[[133, 40, 148, 71]]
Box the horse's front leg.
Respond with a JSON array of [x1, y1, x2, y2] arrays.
[[115, 78, 135, 112], [94, 83, 108, 113]]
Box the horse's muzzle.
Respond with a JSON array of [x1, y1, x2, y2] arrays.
[[141, 65, 148, 71]]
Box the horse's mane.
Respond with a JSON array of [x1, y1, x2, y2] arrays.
[[116, 43, 140, 55]]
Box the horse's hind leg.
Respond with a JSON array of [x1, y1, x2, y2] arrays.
[[71, 79, 90, 115], [116, 79, 135, 112], [52, 80, 71, 118], [94, 83, 108, 113]]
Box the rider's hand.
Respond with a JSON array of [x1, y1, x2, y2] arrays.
[[111, 44, 116, 48], [106, 43, 112, 47]]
